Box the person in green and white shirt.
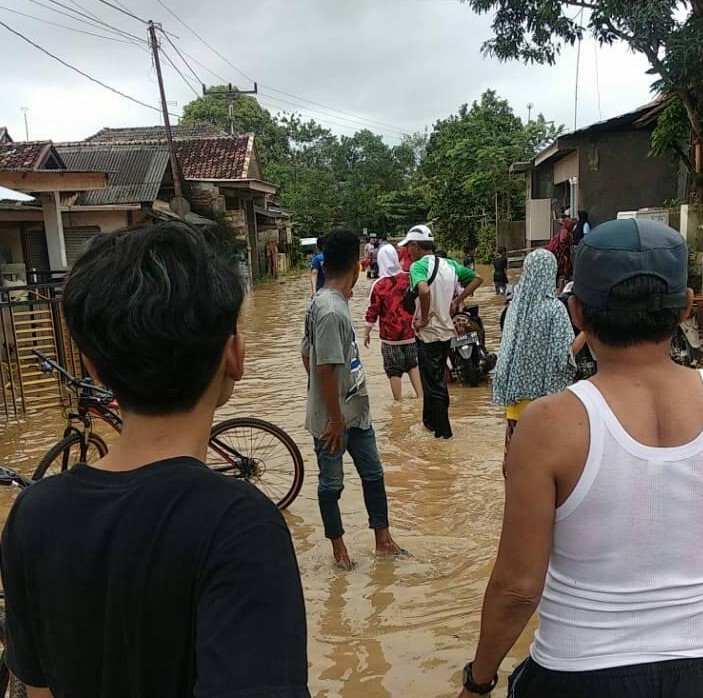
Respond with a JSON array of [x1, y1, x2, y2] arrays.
[[399, 225, 483, 439]]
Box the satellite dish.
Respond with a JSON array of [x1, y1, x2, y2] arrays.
[[170, 196, 190, 219]]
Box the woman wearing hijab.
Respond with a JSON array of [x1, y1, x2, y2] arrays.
[[364, 245, 422, 400], [493, 249, 586, 476]]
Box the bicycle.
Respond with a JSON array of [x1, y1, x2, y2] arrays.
[[31, 350, 305, 510]]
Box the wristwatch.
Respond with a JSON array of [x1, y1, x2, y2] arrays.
[[462, 662, 498, 695]]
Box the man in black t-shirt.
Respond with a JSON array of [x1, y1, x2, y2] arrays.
[[1, 222, 310, 698]]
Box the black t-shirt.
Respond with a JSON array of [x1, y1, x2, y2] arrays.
[[1, 457, 310, 698]]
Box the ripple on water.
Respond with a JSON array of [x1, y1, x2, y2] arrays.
[[0, 266, 530, 697]]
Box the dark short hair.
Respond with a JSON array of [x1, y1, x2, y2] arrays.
[[63, 222, 244, 415], [414, 240, 435, 252], [317, 235, 326, 251], [323, 228, 360, 277], [498, 246, 507, 254], [579, 275, 681, 347]]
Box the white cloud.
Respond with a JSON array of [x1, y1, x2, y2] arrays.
[[0, 0, 657, 144]]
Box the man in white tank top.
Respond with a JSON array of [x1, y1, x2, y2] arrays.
[[454, 219, 703, 698]]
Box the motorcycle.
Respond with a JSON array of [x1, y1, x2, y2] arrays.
[[449, 304, 497, 387], [671, 314, 703, 368]]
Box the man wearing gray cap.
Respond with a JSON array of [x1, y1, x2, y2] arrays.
[[453, 219, 703, 698]]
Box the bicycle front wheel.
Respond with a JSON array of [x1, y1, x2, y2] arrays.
[[208, 418, 304, 510], [32, 433, 109, 481]]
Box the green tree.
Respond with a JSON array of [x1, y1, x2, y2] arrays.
[[267, 115, 343, 239], [463, 0, 703, 195], [181, 86, 288, 168], [423, 90, 561, 249]]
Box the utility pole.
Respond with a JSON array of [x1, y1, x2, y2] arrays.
[[202, 83, 258, 135], [148, 20, 188, 216]]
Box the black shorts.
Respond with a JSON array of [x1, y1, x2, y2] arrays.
[[508, 656, 703, 698], [381, 342, 418, 378]]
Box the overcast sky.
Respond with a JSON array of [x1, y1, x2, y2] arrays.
[[1, 0, 656, 145]]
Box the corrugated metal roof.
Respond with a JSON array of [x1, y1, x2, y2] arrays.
[[56, 145, 170, 205]]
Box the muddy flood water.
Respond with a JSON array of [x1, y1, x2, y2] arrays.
[[0, 264, 534, 697]]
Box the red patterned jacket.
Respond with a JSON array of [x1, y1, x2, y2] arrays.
[[365, 273, 415, 345]]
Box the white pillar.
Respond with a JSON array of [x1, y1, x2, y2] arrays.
[[41, 191, 67, 270]]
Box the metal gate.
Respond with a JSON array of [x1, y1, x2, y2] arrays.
[[0, 278, 78, 419]]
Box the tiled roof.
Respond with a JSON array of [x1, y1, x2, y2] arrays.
[[56, 145, 170, 205], [83, 126, 255, 181], [173, 135, 252, 180], [0, 141, 64, 170], [85, 125, 231, 143]]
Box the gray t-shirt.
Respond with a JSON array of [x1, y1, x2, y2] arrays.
[[301, 288, 371, 438]]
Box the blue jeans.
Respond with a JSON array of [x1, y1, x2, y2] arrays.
[[313, 426, 389, 540]]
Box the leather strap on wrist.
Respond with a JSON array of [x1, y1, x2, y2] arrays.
[[462, 662, 498, 695]]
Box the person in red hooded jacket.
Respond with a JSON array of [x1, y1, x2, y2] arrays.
[[364, 245, 422, 401]]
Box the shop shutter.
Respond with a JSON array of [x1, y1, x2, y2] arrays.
[[25, 230, 50, 272], [64, 227, 100, 266]]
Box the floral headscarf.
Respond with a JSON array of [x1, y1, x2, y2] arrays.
[[493, 248, 575, 407]]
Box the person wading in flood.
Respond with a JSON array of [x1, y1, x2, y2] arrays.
[[0, 222, 310, 698], [364, 244, 423, 401], [453, 219, 703, 698], [399, 224, 483, 439], [301, 227, 406, 570]]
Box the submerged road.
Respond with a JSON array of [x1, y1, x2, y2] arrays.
[[0, 264, 532, 697]]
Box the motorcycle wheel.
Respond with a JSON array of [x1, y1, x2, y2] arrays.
[[458, 355, 482, 387]]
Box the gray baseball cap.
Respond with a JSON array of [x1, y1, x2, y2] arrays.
[[573, 218, 688, 310]]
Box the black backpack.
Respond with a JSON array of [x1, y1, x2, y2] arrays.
[[403, 255, 440, 315]]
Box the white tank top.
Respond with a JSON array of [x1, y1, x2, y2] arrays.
[[531, 376, 703, 671]]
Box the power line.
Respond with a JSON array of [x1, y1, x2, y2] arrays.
[[260, 84, 412, 135], [257, 97, 403, 142], [160, 46, 200, 99], [258, 91, 408, 138], [0, 4, 134, 42], [22, 0, 146, 44], [160, 29, 202, 86], [180, 48, 227, 84], [153, 0, 255, 85], [152, 0, 412, 136], [93, 0, 146, 23], [0, 18, 178, 118]]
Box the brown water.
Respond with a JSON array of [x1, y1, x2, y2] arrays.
[[0, 265, 533, 697]]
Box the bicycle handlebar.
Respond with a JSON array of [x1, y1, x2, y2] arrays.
[[31, 349, 113, 398]]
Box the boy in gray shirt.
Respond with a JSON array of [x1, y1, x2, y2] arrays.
[[301, 228, 405, 569]]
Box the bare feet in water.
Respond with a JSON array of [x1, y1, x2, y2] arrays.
[[331, 536, 355, 570], [374, 528, 409, 558]]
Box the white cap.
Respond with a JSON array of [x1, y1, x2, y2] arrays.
[[398, 224, 434, 247]]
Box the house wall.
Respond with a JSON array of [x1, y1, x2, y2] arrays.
[[0, 226, 23, 267], [576, 129, 679, 225], [553, 152, 579, 184], [62, 209, 133, 232]]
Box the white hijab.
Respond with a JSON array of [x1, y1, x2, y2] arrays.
[[377, 244, 402, 278]]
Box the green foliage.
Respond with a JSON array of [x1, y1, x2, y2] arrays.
[[183, 87, 563, 250], [423, 90, 562, 249], [463, 0, 703, 192], [181, 86, 288, 168], [474, 224, 497, 264]]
